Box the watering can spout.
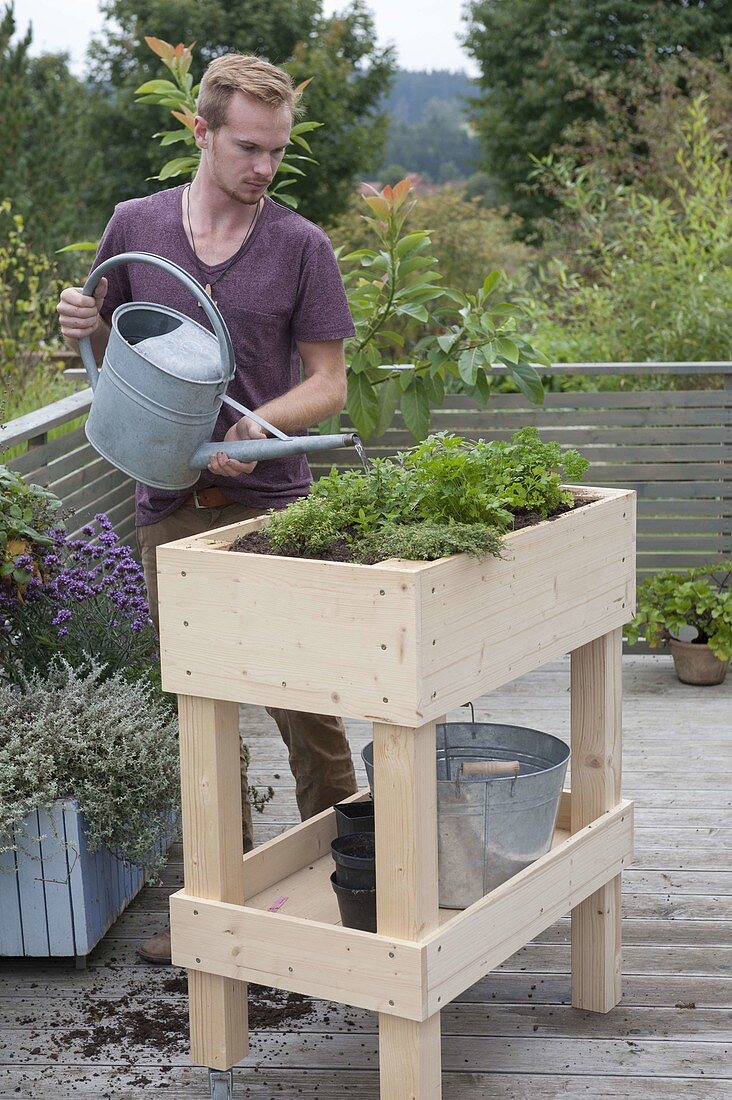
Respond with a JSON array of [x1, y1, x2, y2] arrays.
[[189, 432, 360, 470]]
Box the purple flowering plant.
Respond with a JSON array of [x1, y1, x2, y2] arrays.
[[1, 513, 158, 688]]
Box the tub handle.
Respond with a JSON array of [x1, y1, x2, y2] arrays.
[[461, 760, 520, 777]]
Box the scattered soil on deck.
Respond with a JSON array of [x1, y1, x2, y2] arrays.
[[229, 495, 596, 563], [19, 971, 316, 1064]]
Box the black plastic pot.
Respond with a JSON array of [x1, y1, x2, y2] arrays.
[[334, 800, 375, 838], [330, 832, 376, 890], [330, 872, 377, 933]]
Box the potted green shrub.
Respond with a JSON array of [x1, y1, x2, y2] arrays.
[[625, 564, 732, 685], [0, 463, 62, 605]]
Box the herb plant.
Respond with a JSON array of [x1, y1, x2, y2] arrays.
[[625, 564, 732, 661], [357, 522, 504, 565], [264, 428, 588, 562], [0, 660, 180, 875]]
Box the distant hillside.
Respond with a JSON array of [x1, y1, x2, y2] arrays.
[[377, 69, 480, 184], [384, 69, 476, 124]]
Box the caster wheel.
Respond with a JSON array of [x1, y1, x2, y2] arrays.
[[208, 1068, 234, 1099]]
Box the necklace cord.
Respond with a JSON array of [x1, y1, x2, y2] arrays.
[[184, 184, 260, 296]]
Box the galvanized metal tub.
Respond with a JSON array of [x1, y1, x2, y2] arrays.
[[361, 722, 570, 909]]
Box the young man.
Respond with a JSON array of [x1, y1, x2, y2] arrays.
[[57, 53, 358, 963]]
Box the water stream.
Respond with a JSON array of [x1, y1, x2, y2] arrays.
[[352, 435, 372, 472]]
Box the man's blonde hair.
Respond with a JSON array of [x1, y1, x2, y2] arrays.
[[197, 54, 301, 128]]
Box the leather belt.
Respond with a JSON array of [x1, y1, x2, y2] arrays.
[[184, 487, 233, 510]]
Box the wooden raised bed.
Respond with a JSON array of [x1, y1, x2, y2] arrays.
[[158, 485, 636, 1098]]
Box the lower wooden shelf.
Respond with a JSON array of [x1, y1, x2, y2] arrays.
[[169, 790, 633, 1023]]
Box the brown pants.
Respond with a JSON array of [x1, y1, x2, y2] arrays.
[[137, 501, 357, 852]]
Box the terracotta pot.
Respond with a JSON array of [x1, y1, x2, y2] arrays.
[[669, 638, 729, 686]]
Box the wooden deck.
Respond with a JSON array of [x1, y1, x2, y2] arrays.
[[1, 655, 730, 1098]]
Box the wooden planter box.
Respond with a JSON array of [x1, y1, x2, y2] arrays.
[[159, 487, 635, 724], [157, 486, 636, 1098], [0, 799, 176, 963]]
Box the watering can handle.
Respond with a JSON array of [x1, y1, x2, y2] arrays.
[[77, 251, 236, 392]]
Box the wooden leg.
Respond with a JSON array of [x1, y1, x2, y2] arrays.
[[176, 695, 248, 1069], [570, 629, 623, 1013], [374, 719, 441, 1100], [378, 1015, 441, 1100]]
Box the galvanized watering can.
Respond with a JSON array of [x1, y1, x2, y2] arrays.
[[78, 252, 359, 491]]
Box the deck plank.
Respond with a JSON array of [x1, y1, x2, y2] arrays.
[[0, 654, 730, 1098]]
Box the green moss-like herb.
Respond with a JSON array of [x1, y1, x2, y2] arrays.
[[355, 522, 504, 564]]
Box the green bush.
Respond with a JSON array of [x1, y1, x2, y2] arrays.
[[0, 198, 64, 405], [524, 97, 732, 364], [327, 186, 533, 296]]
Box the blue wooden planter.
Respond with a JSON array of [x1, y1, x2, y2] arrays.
[[0, 799, 177, 962]]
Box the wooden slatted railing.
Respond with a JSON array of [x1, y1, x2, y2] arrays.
[[1, 390, 137, 546], [2, 363, 730, 576], [318, 364, 732, 580]]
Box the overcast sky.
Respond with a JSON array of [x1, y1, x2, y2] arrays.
[[13, 0, 478, 75]]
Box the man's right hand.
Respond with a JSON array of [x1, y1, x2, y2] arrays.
[[56, 278, 108, 342]]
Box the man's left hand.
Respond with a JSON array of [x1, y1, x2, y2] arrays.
[[207, 416, 268, 477]]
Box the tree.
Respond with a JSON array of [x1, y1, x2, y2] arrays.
[[285, 6, 394, 225], [522, 97, 732, 364], [81, 0, 394, 230], [0, 3, 96, 252], [463, 0, 732, 223], [383, 69, 475, 124]]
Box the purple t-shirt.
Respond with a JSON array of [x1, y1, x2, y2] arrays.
[[93, 186, 355, 526]]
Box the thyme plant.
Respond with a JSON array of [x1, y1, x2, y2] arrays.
[[0, 660, 180, 874]]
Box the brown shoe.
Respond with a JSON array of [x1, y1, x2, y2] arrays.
[[138, 927, 172, 965]]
